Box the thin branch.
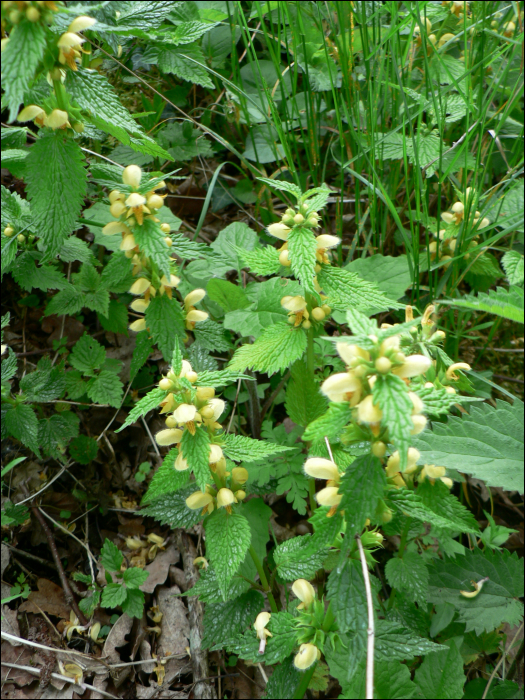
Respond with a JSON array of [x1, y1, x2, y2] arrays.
[[324, 436, 335, 462], [0, 662, 118, 699], [141, 416, 161, 457], [260, 371, 291, 421], [482, 623, 524, 699], [356, 535, 375, 700]]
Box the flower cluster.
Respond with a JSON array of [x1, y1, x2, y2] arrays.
[[57, 14, 96, 70], [281, 295, 332, 329], [1, 1, 58, 30], [385, 447, 452, 490], [124, 533, 167, 568]]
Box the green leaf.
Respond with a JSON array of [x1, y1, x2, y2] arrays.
[[121, 588, 146, 618], [413, 399, 524, 494], [339, 454, 386, 539], [344, 307, 378, 336], [100, 251, 134, 292], [86, 370, 124, 408], [287, 226, 317, 296], [264, 656, 301, 700], [68, 435, 98, 465], [414, 640, 466, 699], [228, 322, 307, 376], [256, 177, 302, 200], [45, 284, 84, 318], [207, 278, 250, 313], [202, 589, 264, 650], [273, 535, 329, 581], [20, 360, 65, 402], [193, 319, 231, 352], [156, 43, 213, 88], [375, 620, 442, 661], [309, 506, 344, 549], [68, 333, 106, 372], [59, 237, 95, 265], [141, 484, 205, 528], [1, 502, 30, 528], [502, 251, 524, 285], [238, 246, 282, 276], [145, 294, 185, 362], [100, 539, 124, 572], [25, 133, 87, 258], [285, 360, 327, 428], [196, 369, 251, 388], [221, 433, 294, 463], [346, 254, 412, 307], [318, 266, 403, 313], [205, 510, 252, 599], [373, 374, 414, 470], [3, 403, 40, 457], [427, 548, 524, 635], [133, 218, 171, 279], [184, 565, 250, 603], [142, 448, 189, 504], [158, 121, 213, 160], [116, 387, 166, 432], [122, 568, 149, 590], [129, 331, 154, 383], [211, 222, 259, 269], [239, 498, 272, 565], [416, 480, 480, 533], [223, 611, 297, 665], [341, 658, 418, 699], [302, 402, 351, 442], [39, 413, 79, 460], [180, 427, 211, 491], [415, 385, 482, 417], [98, 300, 128, 335], [10, 252, 68, 292], [101, 583, 127, 608], [438, 287, 524, 323], [2, 19, 46, 120], [1, 348, 17, 383], [385, 552, 429, 607], [327, 559, 367, 634], [71, 263, 110, 316], [387, 489, 478, 533]]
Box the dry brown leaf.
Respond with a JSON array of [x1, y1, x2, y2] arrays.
[[19, 579, 71, 620]]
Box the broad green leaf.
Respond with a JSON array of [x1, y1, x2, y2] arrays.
[[238, 246, 282, 276], [98, 301, 128, 335], [211, 221, 258, 269], [341, 658, 418, 699], [100, 539, 124, 572], [10, 252, 68, 292], [416, 480, 479, 533], [415, 385, 482, 417], [196, 369, 251, 388], [256, 177, 302, 199], [427, 548, 524, 635], [1, 349, 17, 383], [140, 484, 205, 528], [302, 402, 352, 442], [157, 43, 214, 89], [325, 631, 366, 691], [170, 335, 183, 376], [122, 568, 149, 589], [142, 448, 189, 504], [2, 19, 46, 120], [39, 413, 79, 460], [184, 565, 250, 603], [69, 435, 98, 465], [193, 319, 231, 352], [387, 488, 479, 533], [20, 360, 65, 402], [375, 620, 442, 661], [222, 434, 294, 463], [373, 374, 414, 470], [180, 427, 211, 491], [203, 589, 264, 650], [3, 404, 40, 457], [207, 278, 250, 313], [346, 254, 412, 306], [86, 371, 124, 408], [327, 559, 367, 634], [502, 251, 524, 285], [121, 588, 145, 618], [145, 294, 186, 361], [438, 287, 524, 323], [414, 640, 466, 699], [273, 535, 329, 581], [308, 506, 344, 549], [101, 583, 127, 608], [222, 612, 298, 665], [116, 387, 166, 432], [319, 266, 403, 313], [413, 399, 524, 494], [239, 498, 272, 565], [25, 133, 87, 258], [339, 454, 386, 538], [385, 552, 429, 607], [205, 510, 252, 599], [285, 360, 327, 428], [264, 656, 300, 700], [133, 218, 171, 280], [228, 322, 307, 375], [287, 226, 318, 296]]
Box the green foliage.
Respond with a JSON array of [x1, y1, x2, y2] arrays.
[[205, 510, 252, 599], [318, 266, 403, 312], [273, 535, 329, 581], [99, 538, 148, 619], [2, 19, 46, 120], [385, 552, 429, 608], [202, 589, 264, 650], [228, 322, 307, 375], [339, 454, 386, 538], [68, 435, 98, 465], [285, 360, 327, 427], [180, 426, 211, 490], [221, 433, 294, 463], [239, 246, 282, 276], [373, 374, 414, 470], [144, 294, 186, 362], [439, 287, 524, 323], [140, 484, 206, 528], [142, 448, 189, 503], [413, 640, 466, 699], [327, 559, 367, 634], [302, 402, 352, 442]]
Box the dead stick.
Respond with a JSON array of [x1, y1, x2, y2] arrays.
[[356, 535, 375, 700]]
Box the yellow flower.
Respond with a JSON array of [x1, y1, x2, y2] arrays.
[[267, 222, 291, 240], [254, 612, 272, 654], [446, 362, 471, 381], [291, 579, 315, 610], [186, 491, 214, 513], [315, 486, 342, 508], [303, 458, 340, 482], [393, 354, 432, 378], [122, 165, 142, 189], [321, 372, 360, 402], [294, 643, 320, 670], [216, 488, 236, 508], [155, 429, 183, 447], [357, 395, 383, 424]]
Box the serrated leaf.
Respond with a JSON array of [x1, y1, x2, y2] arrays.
[[287, 226, 318, 295], [239, 246, 282, 276], [502, 250, 524, 285], [413, 399, 524, 494], [101, 583, 127, 608], [319, 266, 403, 312], [387, 489, 478, 533], [39, 413, 79, 460], [25, 133, 87, 258], [69, 334, 106, 372], [285, 360, 327, 428], [142, 448, 189, 504], [100, 539, 124, 572], [180, 427, 211, 490], [129, 330, 154, 383], [256, 177, 302, 199], [141, 484, 205, 528], [69, 435, 98, 465], [10, 252, 68, 292], [205, 510, 252, 599], [221, 433, 294, 463], [228, 322, 307, 376], [375, 620, 443, 661], [385, 552, 429, 607], [45, 284, 84, 317], [2, 501, 30, 528], [98, 300, 128, 335], [223, 612, 297, 665], [2, 19, 46, 120], [122, 567, 149, 589], [117, 387, 167, 432], [196, 369, 251, 388], [203, 589, 264, 650], [207, 278, 249, 313], [87, 371, 124, 408], [3, 403, 40, 457], [308, 506, 344, 549], [427, 548, 524, 635], [20, 361, 66, 402], [157, 43, 214, 89], [59, 237, 95, 265], [416, 480, 479, 533], [414, 639, 466, 699], [133, 218, 171, 279], [1, 349, 17, 383], [327, 559, 367, 634], [339, 454, 386, 538], [438, 286, 524, 323], [415, 386, 482, 417], [273, 535, 329, 581], [184, 565, 250, 603], [264, 655, 300, 700], [144, 294, 185, 361], [170, 232, 209, 259], [373, 374, 414, 470], [302, 402, 351, 442], [344, 658, 418, 700], [121, 588, 145, 618], [193, 319, 231, 352]]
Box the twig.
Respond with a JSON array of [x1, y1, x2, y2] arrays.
[[492, 374, 524, 384], [141, 416, 161, 457], [15, 462, 72, 506], [0, 662, 118, 699], [356, 535, 375, 700], [37, 506, 98, 573], [482, 623, 524, 699], [96, 381, 132, 442], [227, 378, 242, 433], [260, 371, 291, 421], [324, 436, 335, 462]]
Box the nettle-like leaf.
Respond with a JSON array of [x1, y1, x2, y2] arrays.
[[207, 278, 250, 313], [287, 226, 317, 296], [263, 656, 301, 700], [327, 559, 367, 634], [194, 319, 231, 352], [228, 322, 307, 375], [203, 589, 264, 650], [415, 385, 482, 417], [385, 552, 429, 608], [2, 18, 46, 120], [195, 369, 252, 388], [223, 612, 298, 665], [39, 413, 79, 461], [3, 403, 40, 457], [414, 640, 466, 699], [180, 427, 211, 490], [273, 535, 329, 581], [142, 448, 190, 504], [184, 565, 251, 604], [387, 487, 479, 534], [373, 374, 413, 470], [205, 509, 252, 599], [25, 133, 87, 259], [221, 433, 294, 463], [438, 286, 524, 323], [502, 250, 524, 285], [10, 252, 68, 293], [100, 539, 124, 572], [427, 548, 524, 635], [413, 399, 524, 494], [285, 360, 327, 428], [117, 387, 167, 432], [140, 484, 204, 529], [239, 246, 282, 276], [343, 658, 418, 700], [133, 218, 171, 280], [256, 177, 302, 200], [308, 506, 344, 549], [20, 357, 65, 402], [144, 294, 186, 362], [339, 454, 386, 538], [318, 265, 403, 312], [374, 620, 442, 661], [302, 402, 351, 442]]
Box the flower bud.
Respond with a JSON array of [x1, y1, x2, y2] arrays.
[[294, 643, 320, 670], [279, 249, 291, 266], [315, 234, 340, 249], [4, 226, 15, 237], [477, 217, 490, 229], [315, 486, 342, 507], [393, 354, 432, 378], [160, 223, 171, 233], [130, 298, 149, 313], [375, 357, 392, 374], [422, 464, 446, 479], [186, 371, 198, 383], [173, 404, 197, 424], [372, 441, 386, 458], [209, 444, 223, 464], [68, 16, 97, 33], [357, 395, 383, 424], [336, 343, 370, 365], [411, 414, 427, 435], [129, 278, 151, 295], [186, 309, 208, 323], [293, 213, 305, 225], [302, 320, 311, 329], [156, 428, 183, 446], [129, 318, 146, 332], [164, 414, 177, 428], [18, 104, 46, 123], [311, 307, 326, 321], [303, 458, 339, 482], [58, 32, 86, 49], [216, 488, 236, 508], [126, 192, 146, 208], [122, 164, 142, 189], [196, 386, 215, 401], [26, 6, 41, 21], [186, 491, 214, 510], [147, 194, 164, 210], [292, 579, 315, 609], [321, 372, 360, 402], [236, 490, 246, 500], [232, 467, 248, 484], [408, 391, 424, 414], [184, 289, 206, 307], [267, 222, 291, 240], [175, 451, 189, 470], [120, 233, 137, 251]]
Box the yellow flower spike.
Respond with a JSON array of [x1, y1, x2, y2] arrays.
[[120, 233, 137, 251], [58, 32, 86, 50], [393, 354, 432, 378], [357, 395, 383, 424], [147, 194, 165, 210], [122, 164, 142, 189], [408, 391, 424, 415], [294, 643, 321, 670], [216, 488, 236, 509], [103, 221, 131, 236], [315, 486, 342, 508], [279, 249, 292, 266], [184, 289, 206, 308], [156, 428, 183, 447], [125, 192, 148, 225], [292, 579, 316, 610], [193, 556, 208, 569], [267, 222, 291, 240], [110, 200, 127, 218], [160, 274, 181, 288], [174, 451, 189, 470], [208, 444, 224, 464], [460, 577, 489, 598], [281, 295, 307, 313], [303, 457, 340, 482], [446, 362, 471, 381], [173, 404, 197, 424], [129, 318, 146, 332], [186, 491, 214, 511], [321, 372, 360, 402], [411, 414, 427, 435], [232, 467, 248, 484], [129, 278, 152, 295]]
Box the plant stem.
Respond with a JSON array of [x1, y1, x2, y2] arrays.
[[306, 326, 315, 375], [53, 79, 68, 112], [249, 545, 278, 613], [308, 477, 317, 513], [292, 663, 317, 699], [356, 535, 375, 700], [321, 600, 335, 633]]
